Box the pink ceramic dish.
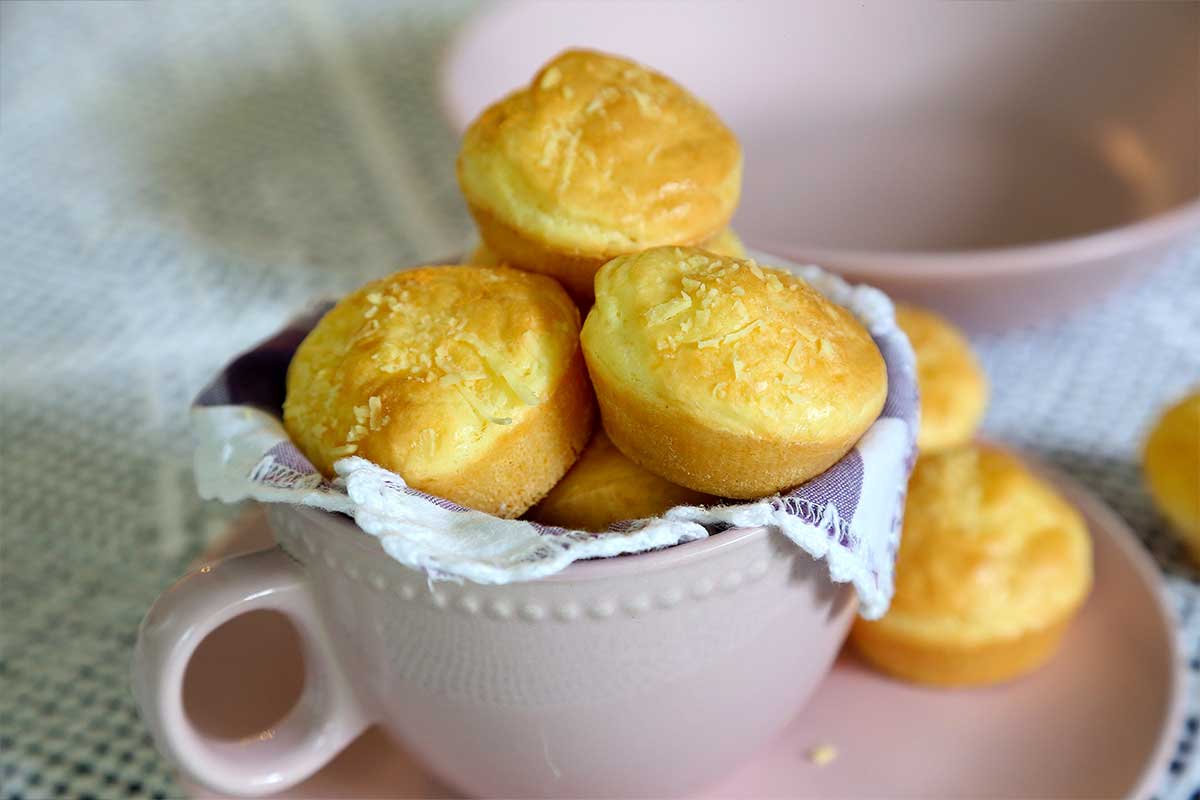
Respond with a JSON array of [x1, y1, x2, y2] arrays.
[[440, 1, 1200, 329], [134, 503, 857, 798], [174, 454, 1182, 799]]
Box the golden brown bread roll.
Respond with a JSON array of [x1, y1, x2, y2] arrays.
[[851, 445, 1093, 687], [1142, 390, 1200, 564], [283, 265, 594, 517], [580, 246, 887, 498], [457, 49, 742, 301], [894, 304, 988, 454], [530, 430, 714, 531]]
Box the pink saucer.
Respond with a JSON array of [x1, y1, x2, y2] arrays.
[[182, 458, 1181, 799]]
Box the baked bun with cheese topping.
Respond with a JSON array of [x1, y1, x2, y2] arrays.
[[531, 430, 714, 531], [580, 246, 887, 498], [895, 304, 988, 454], [851, 445, 1093, 687], [283, 265, 594, 517], [457, 49, 742, 301], [1142, 390, 1200, 564]]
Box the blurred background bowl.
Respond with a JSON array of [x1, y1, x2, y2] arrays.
[[440, 0, 1200, 330]]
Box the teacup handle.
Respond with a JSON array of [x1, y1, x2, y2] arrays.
[[132, 546, 370, 797]]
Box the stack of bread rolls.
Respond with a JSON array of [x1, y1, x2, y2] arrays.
[[282, 49, 888, 533], [279, 47, 1182, 698], [279, 49, 1104, 692], [850, 306, 1094, 687]]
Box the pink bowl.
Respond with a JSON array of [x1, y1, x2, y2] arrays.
[[440, 0, 1200, 329]]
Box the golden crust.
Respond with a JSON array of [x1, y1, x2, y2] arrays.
[[467, 241, 504, 267], [589, 366, 868, 499], [530, 430, 713, 532], [852, 613, 1074, 687], [702, 226, 746, 259], [581, 247, 887, 498], [468, 204, 610, 301], [1142, 390, 1200, 563], [895, 304, 988, 454], [851, 445, 1093, 686], [283, 265, 594, 517], [458, 49, 742, 300], [413, 350, 595, 516], [468, 225, 745, 272]]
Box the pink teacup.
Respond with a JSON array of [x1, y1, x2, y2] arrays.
[[133, 502, 856, 798]]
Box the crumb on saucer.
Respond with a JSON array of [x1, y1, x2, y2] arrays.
[[807, 743, 838, 766]]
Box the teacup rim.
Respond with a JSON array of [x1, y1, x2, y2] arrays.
[[284, 503, 771, 583]]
